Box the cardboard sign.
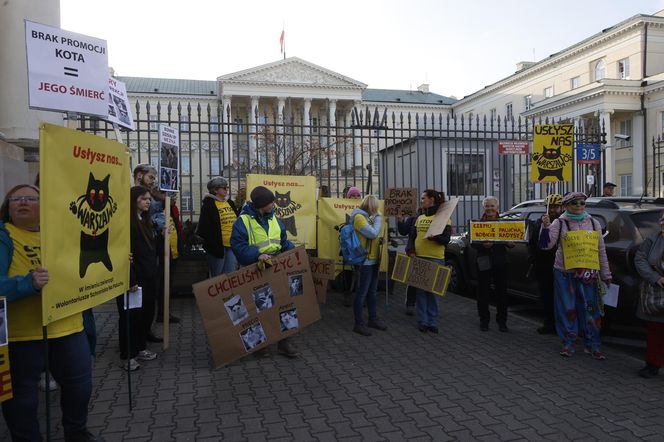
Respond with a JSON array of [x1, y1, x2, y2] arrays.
[[159, 124, 179, 192], [192, 248, 321, 368], [469, 220, 527, 243], [309, 257, 336, 303], [531, 124, 574, 183], [0, 297, 11, 402], [562, 230, 600, 270], [391, 253, 451, 297], [384, 188, 418, 217], [25, 21, 108, 116], [425, 197, 459, 238], [247, 174, 317, 249], [106, 77, 134, 130], [498, 140, 529, 155], [39, 124, 130, 325]]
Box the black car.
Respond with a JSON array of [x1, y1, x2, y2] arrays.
[[445, 197, 664, 324]]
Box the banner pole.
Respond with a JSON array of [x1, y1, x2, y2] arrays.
[[163, 196, 171, 350], [42, 327, 51, 442]]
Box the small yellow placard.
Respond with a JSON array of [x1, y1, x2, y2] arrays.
[[469, 220, 527, 242], [562, 230, 600, 270], [390, 253, 451, 297], [0, 345, 12, 402]]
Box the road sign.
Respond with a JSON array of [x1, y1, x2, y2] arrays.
[[576, 143, 600, 164], [25, 20, 108, 116]]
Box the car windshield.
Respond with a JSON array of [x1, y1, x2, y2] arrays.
[[630, 211, 662, 240]]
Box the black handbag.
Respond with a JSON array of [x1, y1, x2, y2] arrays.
[[639, 280, 664, 316]]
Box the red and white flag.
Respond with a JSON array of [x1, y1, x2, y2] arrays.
[[280, 30, 285, 54]]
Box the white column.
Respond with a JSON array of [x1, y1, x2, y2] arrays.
[[277, 97, 286, 168], [302, 98, 312, 171], [250, 96, 259, 168], [303, 99, 311, 135], [329, 99, 337, 168], [601, 110, 615, 187], [632, 111, 645, 196], [221, 96, 233, 167]]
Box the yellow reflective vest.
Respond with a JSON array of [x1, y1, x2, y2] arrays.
[[239, 214, 282, 254]]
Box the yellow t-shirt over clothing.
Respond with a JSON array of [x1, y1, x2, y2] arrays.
[[216, 200, 237, 248], [414, 216, 451, 259], [5, 223, 83, 342], [353, 214, 381, 261]]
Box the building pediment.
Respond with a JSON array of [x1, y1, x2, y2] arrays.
[[218, 57, 367, 90]]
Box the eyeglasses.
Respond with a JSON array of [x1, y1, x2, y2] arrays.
[[8, 196, 39, 204], [568, 200, 586, 207]]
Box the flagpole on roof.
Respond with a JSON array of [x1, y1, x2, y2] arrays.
[[281, 22, 286, 60]]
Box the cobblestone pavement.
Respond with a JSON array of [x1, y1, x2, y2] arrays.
[[2, 287, 664, 441]]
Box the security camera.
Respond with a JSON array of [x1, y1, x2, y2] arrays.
[[614, 134, 630, 141]]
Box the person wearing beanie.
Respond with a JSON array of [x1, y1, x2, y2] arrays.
[[230, 185, 298, 358], [196, 177, 239, 277], [346, 187, 361, 199]]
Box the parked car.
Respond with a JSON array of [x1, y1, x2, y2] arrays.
[[445, 197, 664, 325]]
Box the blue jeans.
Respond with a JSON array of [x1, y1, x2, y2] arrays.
[[416, 258, 444, 327], [354, 264, 379, 324], [1, 331, 92, 441], [206, 247, 238, 277]]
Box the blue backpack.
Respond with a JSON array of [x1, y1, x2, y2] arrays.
[[339, 216, 369, 265]]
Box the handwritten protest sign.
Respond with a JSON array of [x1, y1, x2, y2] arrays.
[[192, 248, 321, 368], [391, 253, 452, 297], [469, 220, 527, 243], [0, 297, 10, 403], [309, 257, 336, 303], [425, 197, 459, 238], [531, 124, 574, 183], [384, 188, 418, 217], [562, 230, 600, 269]]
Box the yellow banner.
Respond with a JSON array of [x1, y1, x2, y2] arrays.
[[469, 220, 527, 242], [246, 174, 317, 249], [0, 345, 11, 402], [316, 198, 388, 275], [531, 124, 574, 183], [391, 253, 451, 297], [39, 124, 130, 325], [562, 230, 600, 270]]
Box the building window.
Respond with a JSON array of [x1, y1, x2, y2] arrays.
[[618, 119, 633, 148], [594, 59, 606, 81], [181, 191, 192, 212], [311, 117, 319, 133], [181, 156, 190, 175], [448, 153, 485, 196], [524, 95, 533, 111], [544, 86, 553, 98], [179, 115, 189, 132], [661, 111, 664, 134], [618, 58, 630, 79], [489, 108, 497, 121], [505, 103, 513, 120], [210, 155, 220, 175], [234, 118, 244, 133], [210, 116, 219, 132], [149, 115, 158, 131], [570, 77, 580, 89], [620, 175, 632, 196]]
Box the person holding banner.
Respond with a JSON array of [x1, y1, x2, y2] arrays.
[[407, 190, 451, 333], [197, 177, 239, 277], [350, 195, 387, 336], [132, 163, 157, 189], [231, 186, 298, 358], [473, 197, 512, 332], [540, 192, 611, 359], [0, 184, 99, 442]]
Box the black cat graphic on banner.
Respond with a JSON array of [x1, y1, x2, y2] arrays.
[[531, 124, 574, 183], [246, 174, 317, 249]]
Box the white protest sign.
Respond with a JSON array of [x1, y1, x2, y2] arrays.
[[25, 20, 108, 116], [106, 77, 134, 130], [158, 124, 179, 192]]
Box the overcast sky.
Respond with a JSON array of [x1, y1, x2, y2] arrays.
[[60, 0, 664, 99]]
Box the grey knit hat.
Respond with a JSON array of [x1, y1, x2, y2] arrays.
[[207, 176, 229, 192], [250, 186, 275, 209]]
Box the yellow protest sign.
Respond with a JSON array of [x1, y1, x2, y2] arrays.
[[391, 253, 451, 297], [562, 230, 600, 270], [531, 124, 574, 183], [316, 198, 388, 275], [39, 124, 130, 325], [246, 174, 317, 249], [469, 220, 527, 242], [0, 345, 11, 402]]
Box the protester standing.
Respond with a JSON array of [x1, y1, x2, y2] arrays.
[[397, 212, 418, 315], [540, 192, 611, 359], [0, 184, 99, 441]]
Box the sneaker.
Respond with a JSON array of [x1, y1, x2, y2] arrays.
[[120, 358, 140, 371], [498, 323, 509, 333], [418, 324, 428, 333], [559, 347, 573, 358], [427, 326, 439, 334], [638, 364, 660, 379], [368, 319, 387, 331], [353, 324, 372, 336], [277, 338, 299, 358], [583, 348, 606, 360], [406, 305, 414, 316], [64, 428, 102, 442], [38, 373, 58, 391], [136, 349, 157, 361]]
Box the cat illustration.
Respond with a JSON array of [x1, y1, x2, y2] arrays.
[[274, 191, 299, 236], [534, 145, 565, 181], [69, 173, 116, 278]]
